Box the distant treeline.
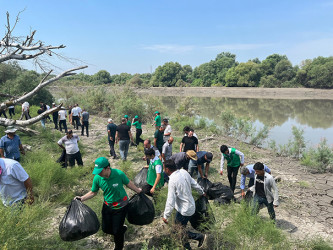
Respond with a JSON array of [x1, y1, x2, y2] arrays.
[[1, 52, 333, 89]]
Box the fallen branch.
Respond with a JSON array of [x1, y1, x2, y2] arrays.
[[199, 135, 216, 142]]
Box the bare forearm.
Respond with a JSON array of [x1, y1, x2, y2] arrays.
[[126, 181, 142, 193], [79, 191, 97, 202], [153, 174, 161, 189]]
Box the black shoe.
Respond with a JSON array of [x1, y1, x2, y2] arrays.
[[122, 225, 127, 234], [198, 234, 206, 248], [113, 156, 118, 159]]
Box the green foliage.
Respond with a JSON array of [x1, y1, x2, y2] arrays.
[[150, 62, 190, 87], [93, 70, 112, 84], [301, 138, 333, 173], [219, 110, 236, 135], [225, 61, 262, 87], [249, 125, 270, 147]]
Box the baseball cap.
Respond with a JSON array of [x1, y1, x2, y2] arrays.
[[205, 152, 213, 162], [186, 150, 198, 160], [108, 118, 113, 122], [124, 115, 129, 118], [154, 111, 159, 114], [92, 157, 110, 175], [134, 115, 139, 119]]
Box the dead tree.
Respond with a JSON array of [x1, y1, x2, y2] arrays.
[[0, 11, 87, 133]]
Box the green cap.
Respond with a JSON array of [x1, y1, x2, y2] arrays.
[[134, 115, 139, 119], [92, 157, 109, 175], [124, 115, 129, 118], [154, 111, 159, 114]]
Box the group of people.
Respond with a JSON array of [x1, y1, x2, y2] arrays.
[[0, 109, 280, 250]]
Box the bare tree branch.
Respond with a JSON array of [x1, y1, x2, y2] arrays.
[[0, 93, 17, 98]]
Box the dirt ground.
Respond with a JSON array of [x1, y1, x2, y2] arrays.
[[60, 114, 333, 249]]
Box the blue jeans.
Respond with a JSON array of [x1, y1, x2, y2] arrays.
[[175, 212, 203, 249], [251, 194, 276, 220], [119, 140, 130, 160], [40, 118, 46, 128], [188, 160, 205, 180]]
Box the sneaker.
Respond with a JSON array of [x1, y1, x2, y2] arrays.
[[198, 234, 206, 248]]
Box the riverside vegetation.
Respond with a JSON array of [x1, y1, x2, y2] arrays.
[[1, 89, 333, 249]]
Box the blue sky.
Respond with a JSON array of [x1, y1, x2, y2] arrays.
[[1, 0, 333, 75]]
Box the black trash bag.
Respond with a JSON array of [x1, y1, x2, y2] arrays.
[[207, 182, 234, 200], [127, 193, 155, 225], [197, 178, 213, 193], [214, 197, 231, 205], [133, 168, 148, 188], [190, 196, 215, 232], [244, 190, 253, 203], [59, 199, 100, 241], [56, 149, 67, 168]]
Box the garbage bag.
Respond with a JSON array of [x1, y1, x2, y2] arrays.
[[190, 196, 215, 232], [56, 149, 67, 168], [207, 182, 234, 200], [59, 199, 100, 241], [133, 168, 148, 188], [244, 190, 253, 203], [214, 197, 231, 205], [198, 178, 213, 193], [127, 193, 155, 225]]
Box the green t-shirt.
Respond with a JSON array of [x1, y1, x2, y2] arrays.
[[91, 168, 129, 208], [154, 129, 164, 150], [155, 115, 161, 126], [132, 121, 142, 129], [126, 120, 131, 127]]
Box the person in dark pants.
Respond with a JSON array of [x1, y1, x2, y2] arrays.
[[57, 130, 83, 167], [162, 160, 206, 249], [0, 109, 7, 118], [154, 125, 165, 153], [220, 145, 244, 193], [107, 118, 117, 159], [81, 109, 89, 137], [8, 105, 15, 118], [52, 103, 59, 130], [251, 162, 279, 221], [58, 107, 68, 133], [115, 118, 135, 161], [131, 115, 144, 145], [75, 157, 142, 250]]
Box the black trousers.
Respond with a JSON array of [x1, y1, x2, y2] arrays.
[[0, 110, 7, 118], [59, 120, 67, 133], [72, 116, 80, 129], [102, 204, 128, 250], [109, 140, 117, 158], [66, 151, 83, 166], [9, 108, 15, 118], [227, 165, 240, 193], [135, 129, 144, 145], [81, 121, 89, 136], [53, 117, 58, 129]]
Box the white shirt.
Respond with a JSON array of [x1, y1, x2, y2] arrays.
[[22, 102, 29, 111], [58, 110, 67, 120], [71, 107, 79, 116], [163, 125, 172, 141], [0, 158, 29, 206], [46, 105, 50, 110], [57, 135, 80, 154], [220, 148, 244, 171], [76, 106, 82, 116], [163, 169, 204, 219]]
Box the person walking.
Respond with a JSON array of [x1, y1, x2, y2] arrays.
[[250, 162, 279, 221], [37, 105, 46, 129], [52, 103, 59, 130], [58, 107, 68, 133], [220, 144, 245, 193], [131, 115, 144, 145], [154, 125, 165, 153], [142, 148, 164, 196], [19, 101, 31, 120], [152, 111, 161, 130], [162, 136, 173, 162], [74, 157, 142, 250], [180, 129, 199, 152], [124, 115, 131, 127], [71, 104, 80, 130], [81, 108, 89, 137], [57, 129, 83, 167], [0, 126, 25, 162], [8, 105, 15, 119], [115, 118, 134, 161], [162, 160, 206, 249], [0, 158, 34, 206], [0, 108, 7, 118], [240, 164, 271, 198], [107, 118, 117, 159]]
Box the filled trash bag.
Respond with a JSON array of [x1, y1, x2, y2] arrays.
[[127, 193, 155, 225], [214, 197, 231, 205], [190, 196, 215, 232], [198, 178, 213, 193], [244, 190, 253, 203], [207, 182, 234, 200], [59, 199, 100, 241], [133, 168, 148, 188]]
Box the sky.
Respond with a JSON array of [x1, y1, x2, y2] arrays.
[[1, 0, 333, 75]]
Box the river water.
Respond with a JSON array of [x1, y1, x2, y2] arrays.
[[158, 96, 333, 148]]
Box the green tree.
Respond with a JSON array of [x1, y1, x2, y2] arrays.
[[225, 61, 261, 87], [261, 54, 288, 76], [150, 62, 184, 87], [274, 59, 296, 82], [93, 70, 111, 84]]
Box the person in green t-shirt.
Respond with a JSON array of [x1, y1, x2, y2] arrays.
[[124, 115, 131, 127], [75, 157, 142, 250], [154, 125, 165, 153], [131, 115, 144, 145], [152, 111, 161, 130], [142, 148, 164, 196]]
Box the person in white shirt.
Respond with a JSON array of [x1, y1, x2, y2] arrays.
[[57, 130, 83, 167], [163, 118, 172, 142], [58, 107, 68, 133], [71, 104, 80, 130], [163, 160, 206, 249], [19, 102, 31, 120]]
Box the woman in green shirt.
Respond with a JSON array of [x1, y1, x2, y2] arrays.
[[75, 157, 142, 250], [132, 115, 144, 145]]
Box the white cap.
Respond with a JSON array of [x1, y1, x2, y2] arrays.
[[108, 118, 112, 122]]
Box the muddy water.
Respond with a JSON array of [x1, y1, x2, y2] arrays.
[[158, 96, 333, 147]]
